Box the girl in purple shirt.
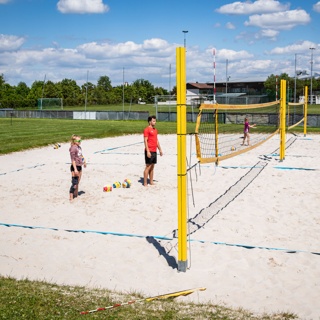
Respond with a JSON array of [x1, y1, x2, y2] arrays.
[[242, 117, 256, 146]]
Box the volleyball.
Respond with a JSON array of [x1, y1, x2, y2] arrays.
[[113, 181, 121, 188], [103, 185, 112, 192], [231, 146, 236, 151], [122, 179, 131, 188]]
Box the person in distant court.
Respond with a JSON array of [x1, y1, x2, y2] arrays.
[[143, 115, 163, 186], [242, 117, 256, 146]]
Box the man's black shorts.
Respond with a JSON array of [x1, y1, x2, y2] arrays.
[[145, 150, 157, 164]]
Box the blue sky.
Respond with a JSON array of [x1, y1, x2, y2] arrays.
[[0, 0, 319, 89]]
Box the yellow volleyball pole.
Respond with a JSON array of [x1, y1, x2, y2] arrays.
[[304, 86, 308, 137], [280, 79, 286, 161], [176, 47, 188, 272]]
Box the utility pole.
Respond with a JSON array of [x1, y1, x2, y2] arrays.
[[182, 30, 188, 49], [294, 54, 297, 103], [310, 47, 315, 104]]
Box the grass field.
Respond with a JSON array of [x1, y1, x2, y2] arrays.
[[14, 102, 320, 114], [0, 118, 195, 155], [0, 118, 319, 155]]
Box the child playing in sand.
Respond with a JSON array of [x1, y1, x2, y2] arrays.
[[242, 117, 256, 146], [69, 134, 86, 201]]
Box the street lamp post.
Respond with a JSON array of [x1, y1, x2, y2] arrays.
[[182, 30, 188, 48], [122, 67, 125, 120], [310, 47, 315, 104], [226, 59, 230, 103], [85, 70, 88, 119], [226, 59, 228, 95], [294, 54, 297, 103]]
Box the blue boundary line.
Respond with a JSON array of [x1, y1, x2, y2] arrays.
[[274, 166, 317, 171], [220, 165, 265, 169], [1, 222, 319, 256], [94, 142, 143, 154], [0, 164, 46, 176], [219, 165, 317, 171]]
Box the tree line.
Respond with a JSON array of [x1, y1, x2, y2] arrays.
[[264, 73, 319, 102], [0, 73, 318, 109], [0, 74, 170, 109]]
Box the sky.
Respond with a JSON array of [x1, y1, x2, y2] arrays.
[[0, 0, 319, 90]]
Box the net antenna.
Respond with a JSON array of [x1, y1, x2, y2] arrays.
[[287, 86, 308, 137]]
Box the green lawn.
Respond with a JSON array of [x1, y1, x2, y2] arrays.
[[0, 277, 297, 320], [16, 102, 320, 115], [0, 118, 196, 154], [1, 118, 319, 155]]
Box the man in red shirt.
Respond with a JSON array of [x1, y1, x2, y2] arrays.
[[143, 115, 163, 186]]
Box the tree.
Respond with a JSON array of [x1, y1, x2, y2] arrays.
[[132, 79, 155, 103], [97, 76, 112, 92], [43, 80, 59, 98], [27, 81, 44, 100], [15, 82, 30, 98], [264, 73, 291, 101], [56, 79, 81, 106], [0, 74, 6, 100], [81, 82, 96, 105]]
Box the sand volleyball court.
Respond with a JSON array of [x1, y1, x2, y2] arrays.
[[0, 133, 319, 318]]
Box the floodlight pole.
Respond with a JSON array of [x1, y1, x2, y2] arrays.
[[41, 74, 46, 110], [169, 63, 171, 95], [182, 30, 188, 49], [310, 47, 315, 104], [122, 67, 125, 120], [294, 54, 297, 103], [226, 59, 230, 103], [85, 70, 88, 119]]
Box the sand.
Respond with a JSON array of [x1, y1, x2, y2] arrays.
[[0, 133, 319, 319]]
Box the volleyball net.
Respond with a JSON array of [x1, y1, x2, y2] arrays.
[[195, 100, 280, 164]]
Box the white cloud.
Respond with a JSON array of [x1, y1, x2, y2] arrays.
[[0, 34, 25, 52], [76, 39, 173, 61], [1, 35, 316, 88], [0, 0, 11, 3], [226, 22, 236, 29], [269, 40, 319, 55], [260, 29, 279, 39], [216, 0, 289, 15], [244, 9, 311, 30], [236, 29, 279, 43], [216, 48, 254, 61], [313, 2, 320, 13], [57, 0, 109, 14]]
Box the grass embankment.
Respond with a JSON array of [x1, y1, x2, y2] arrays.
[[0, 277, 297, 320]]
